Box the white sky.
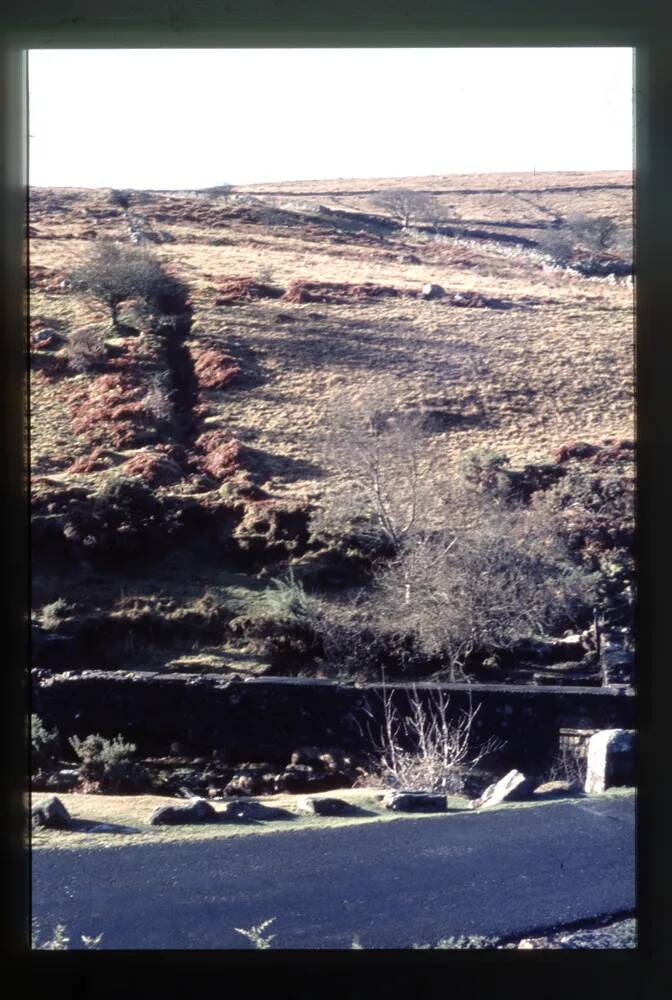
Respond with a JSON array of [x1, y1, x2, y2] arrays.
[[28, 48, 633, 188]]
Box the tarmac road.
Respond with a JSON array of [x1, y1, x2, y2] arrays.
[[31, 791, 635, 950]]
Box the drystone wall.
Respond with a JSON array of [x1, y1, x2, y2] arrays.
[[33, 672, 635, 774]]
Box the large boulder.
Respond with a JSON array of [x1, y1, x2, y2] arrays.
[[219, 799, 293, 822], [584, 729, 635, 795], [31, 795, 71, 829], [382, 791, 447, 813], [148, 798, 216, 825], [472, 770, 533, 809], [532, 780, 582, 800], [420, 282, 445, 300], [295, 796, 352, 816]]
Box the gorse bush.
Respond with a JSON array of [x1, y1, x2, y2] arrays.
[[458, 448, 512, 499], [57, 475, 184, 560], [31, 715, 60, 770], [68, 733, 140, 791], [38, 598, 72, 631]]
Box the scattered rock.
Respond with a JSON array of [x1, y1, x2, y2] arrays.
[[532, 780, 582, 800], [584, 729, 635, 795], [420, 282, 445, 300], [472, 770, 533, 809], [43, 769, 80, 791], [280, 763, 319, 792], [223, 763, 276, 797], [219, 799, 293, 822], [295, 796, 352, 816], [31, 795, 71, 829], [224, 775, 257, 796], [148, 798, 217, 825], [290, 746, 325, 766], [382, 791, 448, 813]]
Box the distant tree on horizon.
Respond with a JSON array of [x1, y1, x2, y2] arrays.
[[371, 188, 445, 229]]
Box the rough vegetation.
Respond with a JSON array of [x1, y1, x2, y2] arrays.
[[30, 172, 633, 694]]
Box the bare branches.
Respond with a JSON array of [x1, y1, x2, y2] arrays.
[[314, 390, 440, 551], [357, 686, 504, 794], [70, 242, 186, 327], [371, 188, 446, 230], [371, 498, 599, 679]]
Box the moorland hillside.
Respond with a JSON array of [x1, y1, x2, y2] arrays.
[[29, 172, 634, 684]]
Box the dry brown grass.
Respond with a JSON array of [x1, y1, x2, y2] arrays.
[[29, 174, 634, 657]]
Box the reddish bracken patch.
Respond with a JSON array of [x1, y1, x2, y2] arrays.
[[122, 449, 184, 486], [283, 280, 406, 304], [67, 448, 115, 474], [215, 277, 283, 306], [196, 430, 244, 480], [554, 442, 601, 463], [70, 373, 148, 448], [191, 344, 242, 391]]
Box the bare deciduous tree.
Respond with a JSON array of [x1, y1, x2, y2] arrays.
[[373, 498, 598, 680], [70, 243, 185, 328], [314, 391, 440, 550], [371, 188, 444, 229], [312, 391, 597, 682]]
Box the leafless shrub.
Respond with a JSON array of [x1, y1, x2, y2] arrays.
[[546, 744, 587, 788], [65, 326, 108, 372], [355, 685, 504, 794], [372, 497, 599, 680], [143, 374, 173, 423], [233, 917, 276, 949], [564, 213, 618, 253], [537, 213, 623, 264], [302, 590, 389, 679]]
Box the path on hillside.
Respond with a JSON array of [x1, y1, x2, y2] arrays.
[[32, 792, 635, 949]]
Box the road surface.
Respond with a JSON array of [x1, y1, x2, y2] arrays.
[[32, 792, 635, 949]]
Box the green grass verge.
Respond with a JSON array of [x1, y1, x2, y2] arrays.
[[30, 787, 635, 853]]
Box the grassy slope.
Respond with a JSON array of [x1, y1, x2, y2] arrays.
[[29, 172, 634, 674]]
